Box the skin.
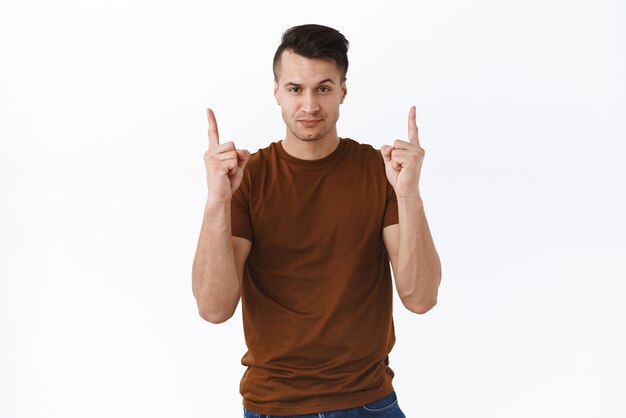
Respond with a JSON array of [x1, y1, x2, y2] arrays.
[[273, 49, 347, 160], [380, 107, 442, 313], [204, 108, 251, 204]]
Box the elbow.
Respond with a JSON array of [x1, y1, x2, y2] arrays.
[[196, 297, 236, 324], [192, 278, 239, 324], [404, 297, 437, 315], [198, 307, 234, 324]]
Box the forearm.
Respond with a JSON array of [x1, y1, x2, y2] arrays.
[[395, 196, 441, 313], [192, 200, 240, 323]]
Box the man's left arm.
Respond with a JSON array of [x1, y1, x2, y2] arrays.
[[380, 106, 442, 314], [382, 199, 441, 314]]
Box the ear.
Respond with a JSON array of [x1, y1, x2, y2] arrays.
[[274, 79, 279, 105], [340, 79, 347, 104]]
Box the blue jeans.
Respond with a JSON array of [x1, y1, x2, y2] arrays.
[[243, 390, 406, 417]]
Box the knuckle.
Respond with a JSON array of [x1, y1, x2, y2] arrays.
[[213, 142, 233, 152], [223, 150, 237, 159]]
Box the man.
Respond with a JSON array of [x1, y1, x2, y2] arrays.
[[192, 24, 441, 417]]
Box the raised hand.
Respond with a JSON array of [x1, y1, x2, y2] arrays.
[[203, 108, 251, 204], [380, 106, 425, 199]]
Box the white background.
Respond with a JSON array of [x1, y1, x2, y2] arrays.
[[1, 0, 625, 417]]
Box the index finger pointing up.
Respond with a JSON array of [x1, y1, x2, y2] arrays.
[[207, 107, 220, 149], [408, 105, 420, 146]]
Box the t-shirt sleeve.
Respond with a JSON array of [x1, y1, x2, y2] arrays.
[[231, 173, 254, 242], [382, 179, 399, 228]]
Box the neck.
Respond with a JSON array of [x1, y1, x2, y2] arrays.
[[281, 130, 340, 160]]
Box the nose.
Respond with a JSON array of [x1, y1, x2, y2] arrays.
[[301, 90, 320, 114]]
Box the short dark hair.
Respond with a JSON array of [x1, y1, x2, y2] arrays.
[[273, 24, 350, 82]]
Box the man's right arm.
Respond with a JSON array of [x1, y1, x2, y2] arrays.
[[192, 199, 252, 324], [194, 107, 251, 323]]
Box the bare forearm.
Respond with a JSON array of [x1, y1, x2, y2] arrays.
[[396, 196, 441, 313], [192, 200, 239, 323]]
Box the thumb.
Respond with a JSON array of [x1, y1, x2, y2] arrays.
[[380, 145, 393, 165], [237, 149, 251, 170]]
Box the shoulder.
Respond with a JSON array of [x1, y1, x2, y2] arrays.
[[342, 137, 385, 168], [343, 137, 381, 154], [241, 140, 279, 174]]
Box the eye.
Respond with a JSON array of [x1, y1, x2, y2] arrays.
[[319, 86, 331, 93], [288, 87, 301, 93]]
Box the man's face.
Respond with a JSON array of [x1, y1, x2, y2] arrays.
[[274, 49, 347, 143]]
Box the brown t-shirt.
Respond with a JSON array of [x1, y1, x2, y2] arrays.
[[230, 137, 400, 416]]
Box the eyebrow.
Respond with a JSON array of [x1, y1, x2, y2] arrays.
[[284, 79, 336, 87]]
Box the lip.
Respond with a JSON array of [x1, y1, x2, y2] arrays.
[[299, 119, 322, 127]]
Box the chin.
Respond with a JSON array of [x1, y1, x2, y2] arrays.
[[297, 133, 324, 141], [291, 128, 323, 141]]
